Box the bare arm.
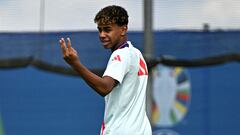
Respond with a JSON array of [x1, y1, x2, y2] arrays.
[[59, 38, 117, 97]]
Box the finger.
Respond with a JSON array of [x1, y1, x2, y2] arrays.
[[59, 38, 67, 54], [59, 38, 67, 48], [67, 37, 72, 49], [67, 37, 77, 55]]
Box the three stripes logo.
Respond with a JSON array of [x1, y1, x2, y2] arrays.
[[112, 55, 148, 76], [138, 58, 148, 76], [112, 55, 121, 62]]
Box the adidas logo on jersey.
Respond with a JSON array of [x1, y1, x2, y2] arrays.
[[112, 55, 121, 62]]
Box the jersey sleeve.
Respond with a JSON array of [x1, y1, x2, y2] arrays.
[[103, 49, 130, 84]]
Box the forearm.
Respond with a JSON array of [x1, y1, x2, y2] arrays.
[[59, 38, 114, 96], [70, 61, 112, 96]]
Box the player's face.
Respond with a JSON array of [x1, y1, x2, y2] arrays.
[[97, 23, 127, 50]]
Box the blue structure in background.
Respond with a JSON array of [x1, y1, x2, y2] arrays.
[[0, 31, 240, 135], [0, 67, 104, 135]]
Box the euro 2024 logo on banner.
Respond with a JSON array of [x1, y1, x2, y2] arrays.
[[151, 64, 191, 135]]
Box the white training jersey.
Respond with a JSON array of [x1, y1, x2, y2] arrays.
[[101, 41, 152, 135]]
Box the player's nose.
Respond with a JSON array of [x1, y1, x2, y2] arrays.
[[99, 31, 107, 38]]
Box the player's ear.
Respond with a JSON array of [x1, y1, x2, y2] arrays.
[[121, 25, 128, 36]]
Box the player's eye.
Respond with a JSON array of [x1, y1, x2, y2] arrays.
[[103, 27, 111, 33]]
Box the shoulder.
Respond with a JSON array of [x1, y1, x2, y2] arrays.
[[111, 45, 130, 60], [106, 49, 129, 66]]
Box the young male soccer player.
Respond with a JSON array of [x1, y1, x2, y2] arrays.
[[59, 5, 152, 135]]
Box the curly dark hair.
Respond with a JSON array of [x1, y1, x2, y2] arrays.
[[94, 5, 128, 26]]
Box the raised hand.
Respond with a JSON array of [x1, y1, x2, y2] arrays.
[[59, 37, 79, 65]]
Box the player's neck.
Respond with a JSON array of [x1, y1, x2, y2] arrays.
[[111, 37, 128, 52]]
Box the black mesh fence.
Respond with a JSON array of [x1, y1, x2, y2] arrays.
[[1, 30, 240, 76]]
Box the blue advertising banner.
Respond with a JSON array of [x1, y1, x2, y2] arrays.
[[1, 31, 240, 135], [0, 67, 104, 135], [151, 63, 240, 135]]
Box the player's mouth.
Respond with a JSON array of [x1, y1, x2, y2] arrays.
[[101, 40, 111, 47]]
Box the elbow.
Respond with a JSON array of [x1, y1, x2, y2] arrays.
[[98, 87, 112, 97], [97, 80, 116, 97], [99, 93, 107, 97], [89, 76, 117, 97]]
